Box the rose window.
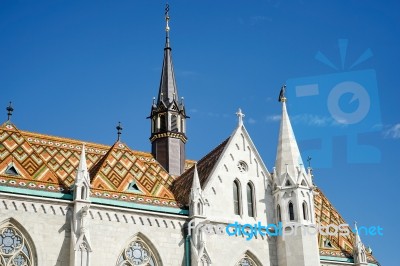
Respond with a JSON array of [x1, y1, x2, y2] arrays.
[[237, 161, 248, 173]]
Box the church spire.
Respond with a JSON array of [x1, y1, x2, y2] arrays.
[[149, 4, 187, 176], [275, 85, 304, 179], [157, 3, 179, 106], [273, 85, 320, 266]]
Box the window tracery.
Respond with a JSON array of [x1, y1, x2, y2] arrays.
[[0, 222, 35, 266], [117, 237, 158, 266]]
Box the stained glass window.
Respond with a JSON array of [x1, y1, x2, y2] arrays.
[[0, 222, 35, 266]]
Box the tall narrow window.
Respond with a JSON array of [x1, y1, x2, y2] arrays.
[[277, 205, 282, 222], [246, 183, 255, 217], [81, 187, 86, 200], [302, 201, 308, 220], [233, 180, 241, 215], [288, 202, 295, 221], [159, 114, 166, 132], [171, 115, 178, 132]]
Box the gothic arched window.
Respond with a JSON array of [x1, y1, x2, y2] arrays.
[[235, 253, 261, 266], [246, 182, 255, 217], [288, 202, 295, 221], [302, 201, 308, 220], [117, 234, 160, 266], [0, 219, 36, 266], [233, 180, 241, 215]]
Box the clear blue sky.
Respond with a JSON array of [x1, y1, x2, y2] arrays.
[[1, 1, 398, 264]]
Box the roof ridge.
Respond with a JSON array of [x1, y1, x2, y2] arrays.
[[89, 141, 122, 182]]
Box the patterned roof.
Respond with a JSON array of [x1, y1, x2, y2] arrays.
[[0, 121, 380, 263], [0, 121, 194, 209], [315, 187, 379, 264], [171, 137, 230, 206]]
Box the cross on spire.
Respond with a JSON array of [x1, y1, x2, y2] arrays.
[[236, 108, 245, 126], [307, 156, 312, 168], [6, 102, 13, 121], [165, 3, 170, 47], [165, 3, 170, 31], [116, 122, 123, 141]]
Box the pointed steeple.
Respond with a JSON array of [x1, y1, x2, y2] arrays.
[[275, 94, 304, 179], [77, 144, 89, 182], [190, 164, 201, 200], [157, 3, 180, 106], [74, 143, 90, 201], [353, 222, 368, 265], [189, 164, 204, 217], [149, 4, 188, 176]]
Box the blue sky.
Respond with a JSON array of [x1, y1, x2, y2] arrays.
[[1, 0, 399, 264]]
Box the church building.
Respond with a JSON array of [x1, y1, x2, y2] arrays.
[[0, 5, 380, 266]]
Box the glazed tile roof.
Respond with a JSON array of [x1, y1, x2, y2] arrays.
[[315, 187, 379, 264], [0, 121, 194, 209], [0, 121, 380, 263], [171, 137, 230, 206]]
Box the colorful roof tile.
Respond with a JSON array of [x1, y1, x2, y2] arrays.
[[315, 187, 378, 264], [0, 121, 193, 209], [171, 137, 230, 206]]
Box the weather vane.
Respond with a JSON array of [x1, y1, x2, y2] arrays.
[[116, 122, 123, 141], [278, 84, 286, 102], [6, 102, 14, 121]]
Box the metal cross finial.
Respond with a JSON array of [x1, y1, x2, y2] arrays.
[[116, 122, 123, 141], [165, 3, 170, 32], [236, 108, 245, 126], [307, 156, 312, 168], [6, 102, 14, 121]]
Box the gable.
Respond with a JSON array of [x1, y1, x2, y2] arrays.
[[202, 125, 271, 192]]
